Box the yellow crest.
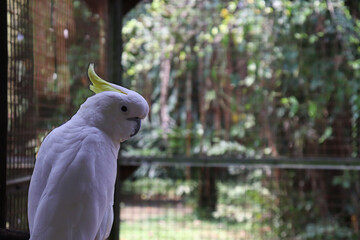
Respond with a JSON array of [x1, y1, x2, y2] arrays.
[[88, 64, 127, 95]]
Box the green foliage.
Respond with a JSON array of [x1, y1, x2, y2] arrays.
[[122, 177, 197, 200], [123, 0, 360, 158], [121, 166, 360, 238], [123, 122, 167, 157], [299, 220, 355, 240], [215, 179, 273, 224], [120, 211, 263, 240], [274, 169, 360, 239], [121, 170, 277, 238], [207, 140, 254, 157]]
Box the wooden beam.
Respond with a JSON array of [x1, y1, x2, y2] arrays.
[[85, 0, 141, 16], [0, 229, 30, 240], [108, 1, 123, 238], [122, 0, 142, 15]]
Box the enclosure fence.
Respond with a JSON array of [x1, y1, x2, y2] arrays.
[[119, 157, 360, 240], [6, 0, 76, 230], [4, 154, 360, 239], [5, 0, 107, 231]]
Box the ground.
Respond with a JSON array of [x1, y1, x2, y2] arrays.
[[119, 199, 270, 240]]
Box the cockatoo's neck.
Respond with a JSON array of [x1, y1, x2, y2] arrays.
[[71, 112, 123, 147], [71, 95, 124, 145]]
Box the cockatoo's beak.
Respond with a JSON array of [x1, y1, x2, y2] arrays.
[[127, 117, 141, 137]]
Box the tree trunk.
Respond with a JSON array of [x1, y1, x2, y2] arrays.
[[197, 49, 219, 218], [197, 167, 217, 218], [198, 59, 206, 154], [159, 37, 174, 138]]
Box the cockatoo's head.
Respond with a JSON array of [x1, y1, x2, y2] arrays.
[[75, 64, 149, 143]]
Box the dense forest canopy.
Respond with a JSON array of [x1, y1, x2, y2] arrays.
[[120, 0, 360, 158]]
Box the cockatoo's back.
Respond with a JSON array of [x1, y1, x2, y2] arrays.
[[28, 119, 118, 240]]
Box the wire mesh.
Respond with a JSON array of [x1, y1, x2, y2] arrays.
[[6, 0, 34, 230], [119, 160, 360, 240], [7, 0, 34, 183], [6, 0, 107, 231], [118, 1, 360, 236]]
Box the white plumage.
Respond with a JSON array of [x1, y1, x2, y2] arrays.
[[28, 65, 149, 240]]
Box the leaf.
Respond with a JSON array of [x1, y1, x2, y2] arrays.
[[211, 67, 218, 81], [244, 76, 255, 86], [308, 101, 318, 119], [289, 96, 299, 117], [318, 127, 332, 144], [205, 90, 216, 102]]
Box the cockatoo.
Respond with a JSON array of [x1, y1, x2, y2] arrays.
[[28, 64, 149, 240]]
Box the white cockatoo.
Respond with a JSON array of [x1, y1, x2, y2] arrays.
[[28, 64, 149, 240]]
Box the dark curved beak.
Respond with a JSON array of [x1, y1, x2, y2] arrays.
[[127, 117, 141, 137]]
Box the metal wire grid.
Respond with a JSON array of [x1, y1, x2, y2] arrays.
[[6, 0, 74, 231], [119, 163, 360, 240], [5, 181, 29, 231], [7, 0, 34, 182], [31, 0, 74, 129], [7, 0, 34, 230], [5, 0, 112, 232]]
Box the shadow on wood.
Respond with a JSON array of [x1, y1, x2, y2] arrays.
[[0, 229, 29, 240]]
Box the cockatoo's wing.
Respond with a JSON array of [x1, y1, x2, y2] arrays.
[[28, 122, 117, 240]]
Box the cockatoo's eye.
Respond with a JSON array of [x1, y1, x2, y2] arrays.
[[121, 106, 128, 112]]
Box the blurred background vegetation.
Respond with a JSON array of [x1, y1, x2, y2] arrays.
[[118, 0, 360, 160]]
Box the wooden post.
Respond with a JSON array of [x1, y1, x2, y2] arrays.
[[107, 1, 142, 239], [0, 0, 8, 229], [108, 0, 123, 86], [108, 1, 122, 239]]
